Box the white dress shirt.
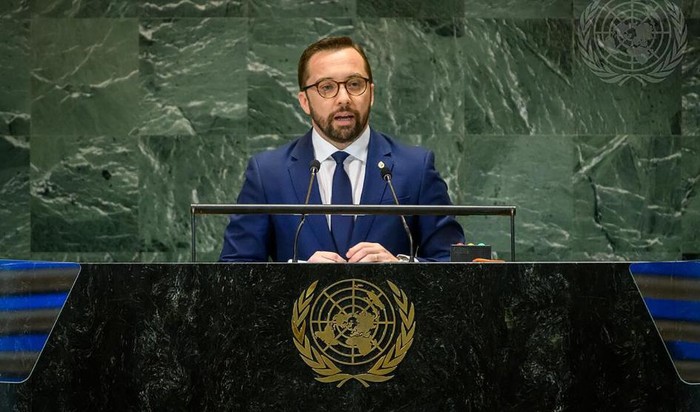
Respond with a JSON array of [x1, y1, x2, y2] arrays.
[[311, 125, 370, 227]]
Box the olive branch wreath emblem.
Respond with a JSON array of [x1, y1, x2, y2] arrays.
[[577, 0, 686, 85], [291, 280, 416, 388]]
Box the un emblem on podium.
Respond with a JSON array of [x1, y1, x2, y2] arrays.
[[291, 279, 415, 387]]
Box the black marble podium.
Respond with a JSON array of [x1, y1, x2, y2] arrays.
[[1, 263, 698, 411]]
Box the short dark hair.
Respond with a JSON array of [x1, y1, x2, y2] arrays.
[[297, 36, 373, 90]]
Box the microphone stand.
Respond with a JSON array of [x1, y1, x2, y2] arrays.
[[380, 164, 415, 262], [292, 160, 320, 262]]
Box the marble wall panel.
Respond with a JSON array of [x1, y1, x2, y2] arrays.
[[574, 0, 687, 19], [459, 135, 574, 261], [247, 18, 353, 136], [30, 134, 140, 252], [29, 251, 141, 262], [0, 136, 30, 259], [357, 0, 463, 18], [683, 19, 699, 135], [0, 0, 28, 18], [30, 18, 140, 137], [459, 19, 576, 135], [0, 4, 695, 262], [138, 134, 248, 262], [138, 18, 248, 136], [141, 0, 244, 17], [682, 136, 700, 256], [0, 19, 29, 136], [30, 0, 139, 17], [572, 135, 683, 260], [465, 0, 572, 18], [573, 65, 682, 136], [356, 19, 464, 137], [248, 0, 355, 17]]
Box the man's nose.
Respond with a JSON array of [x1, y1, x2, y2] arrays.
[[335, 84, 352, 104]]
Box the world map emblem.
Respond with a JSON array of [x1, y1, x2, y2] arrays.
[[577, 0, 686, 85], [291, 279, 415, 387]]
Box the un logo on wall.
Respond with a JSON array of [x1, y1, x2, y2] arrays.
[[577, 0, 686, 85], [291, 279, 415, 387]]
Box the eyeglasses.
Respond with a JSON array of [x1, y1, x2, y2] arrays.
[[301, 76, 371, 99]]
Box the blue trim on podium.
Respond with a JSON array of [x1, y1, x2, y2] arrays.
[[643, 297, 700, 323], [0, 334, 48, 352], [0, 259, 80, 271], [630, 261, 700, 279], [666, 341, 700, 361], [0, 292, 70, 311]]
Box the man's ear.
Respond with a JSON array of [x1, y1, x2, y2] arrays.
[[370, 83, 374, 106], [298, 91, 311, 115]]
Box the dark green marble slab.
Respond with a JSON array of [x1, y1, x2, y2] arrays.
[[30, 18, 140, 136], [357, 0, 463, 17], [459, 135, 574, 261], [459, 19, 576, 135], [248, 0, 355, 17], [573, 63, 682, 136], [141, 0, 244, 17], [30, 0, 139, 17], [248, 18, 353, 136], [30, 135, 140, 252], [138, 18, 248, 136], [29, 251, 141, 262], [0, 136, 30, 260], [138, 134, 248, 262], [682, 136, 700, 256], [683, 19, 699, 136], [465, 0, 572, 18], [0, 0, 28, 18], [573, 135, 682, 260], [0, 7, 693, 262], [0, 19, 29, 136], [356, 19, 465, 137], [574, 0, 687, 19]]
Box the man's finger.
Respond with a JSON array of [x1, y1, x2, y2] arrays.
[[347, 248, 372, 263], [309, 251, 346, 263]]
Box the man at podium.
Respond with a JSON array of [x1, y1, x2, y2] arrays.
[[220, 36, 464, 263]]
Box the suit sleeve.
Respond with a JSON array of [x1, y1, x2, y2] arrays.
[[219, 156, 274, 262], [414, 150, 465, 261]]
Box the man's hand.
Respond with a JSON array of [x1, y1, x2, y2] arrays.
[[308, 251, 347, 263], [346, 242, 399, 263]]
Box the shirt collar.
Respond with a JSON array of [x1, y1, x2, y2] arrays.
[[311, 125, 370, 164]]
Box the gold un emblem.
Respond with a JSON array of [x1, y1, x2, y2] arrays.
[[291, 279, 416, 387]]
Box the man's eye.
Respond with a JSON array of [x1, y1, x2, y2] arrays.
[[319, 82, 336, 92]]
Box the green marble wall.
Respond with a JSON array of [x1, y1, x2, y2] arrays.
[[0, 1, 698, 262]]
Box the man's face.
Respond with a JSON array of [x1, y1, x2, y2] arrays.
[[298, 48, 374, 149]]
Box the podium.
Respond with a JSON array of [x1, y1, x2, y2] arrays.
[[1, 262, 697, 410]]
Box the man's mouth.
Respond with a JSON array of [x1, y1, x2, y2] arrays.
[[333, 112, 355, 125]]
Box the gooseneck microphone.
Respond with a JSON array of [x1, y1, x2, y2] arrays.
[[379, 162, 415, 262], [292, 159, 321, 262]]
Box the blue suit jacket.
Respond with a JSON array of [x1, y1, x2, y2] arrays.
[[219, 128, 464, 262]]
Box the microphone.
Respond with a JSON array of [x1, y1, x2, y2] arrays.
[[292, 159, 321, 262], [378, 162, 415, 262]]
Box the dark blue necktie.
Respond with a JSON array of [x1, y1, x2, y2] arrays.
[[331, 151, 353, 255]]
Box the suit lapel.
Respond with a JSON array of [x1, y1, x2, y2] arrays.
[[351, 129, 392, 245], [288, 131, 335, 252]]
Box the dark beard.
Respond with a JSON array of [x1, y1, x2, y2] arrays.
[[310, 104, 370, 145]]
